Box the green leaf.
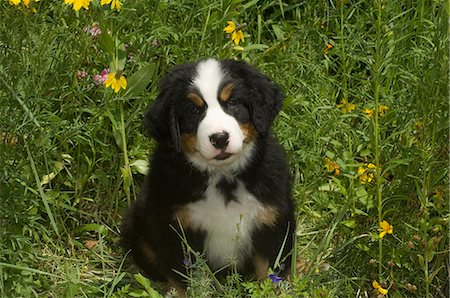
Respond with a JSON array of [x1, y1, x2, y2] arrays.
[[134, 273, 151, 290], [78, 223, 108, 236], [124, 63, 156, 98], [121, 166, 132, 197], [417, 254, 425, 271], [99, 32, 114, 56], [130, 159, 149, 175], [244, 44, 269, 51], [243, 0, 259, 10], [342, 219, 356, 228], [129, 289, 149, 297], [117, 43, 127, 70]]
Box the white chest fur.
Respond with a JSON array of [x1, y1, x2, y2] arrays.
[[182, 175, 266, 269]]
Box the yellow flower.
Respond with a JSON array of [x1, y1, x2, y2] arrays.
[[379, 105, 388, 116], [101, 0, 122, 11], [378, 220, 393, 238], [357, 163, 377, 184], [364, 108, 374, 117], [324, 158, 341, 176], [224, 21, 245, 46], [104, 71, 127, 93], [9, 0, 36, 7], [367, 163, 376, 169], [64, 0, 91, 11], [372, 280, 388, 296], [323, 42, 333, 55], [337, 98, 356, 114]]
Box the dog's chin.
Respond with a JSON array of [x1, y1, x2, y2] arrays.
[[213, 152, 233, 161], [185, 143, 255, 174]]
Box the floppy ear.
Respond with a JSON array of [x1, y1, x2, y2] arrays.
[[143, 93, 181, 152], [249, 74, 284, 134]]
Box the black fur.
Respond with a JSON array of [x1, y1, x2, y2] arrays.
[[121, 59, 295, 290]]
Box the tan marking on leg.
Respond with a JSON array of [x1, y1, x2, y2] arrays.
[[253, 255, 269, 280], [167, 278, 186, 298], [219, 83, 234, 102], [141, 241, 157, 265], [172, 206, 192, 229], [256, 206, 279, 227]]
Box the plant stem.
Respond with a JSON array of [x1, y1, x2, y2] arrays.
[[374, 0, 383, 279], [120, 103, 131, 206]]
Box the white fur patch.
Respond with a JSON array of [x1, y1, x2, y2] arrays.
[[183, 175, 265, 269], [187, 59, 252, 174]]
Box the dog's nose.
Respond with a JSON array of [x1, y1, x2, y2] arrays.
[[209, 132, 229, 149]]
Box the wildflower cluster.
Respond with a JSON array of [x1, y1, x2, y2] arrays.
[[224, 21, 245, 46], [8, 0, 38, 11], [323, 158, 341, 176], [364, 105, 389, 117], [357, 163, 377, 184], [337, 98, 356, 114], [63, 0, 122, 11], [93, 68, 110, 85]]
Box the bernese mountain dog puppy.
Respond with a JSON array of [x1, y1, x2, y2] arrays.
[[121, 58, 295, 295]]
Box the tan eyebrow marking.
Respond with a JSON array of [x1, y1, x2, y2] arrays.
[[219, 83, 234, 102], [187, 92, 205, 107]]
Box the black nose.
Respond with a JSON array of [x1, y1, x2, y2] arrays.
[[209, 132, 229, 149]]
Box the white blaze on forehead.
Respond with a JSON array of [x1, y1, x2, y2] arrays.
[[193, 59, 223, 108]]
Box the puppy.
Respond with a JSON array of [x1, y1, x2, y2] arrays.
[[121, 58, 295, 294]]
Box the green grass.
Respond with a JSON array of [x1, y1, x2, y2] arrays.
[[0, 0, 448, 297]]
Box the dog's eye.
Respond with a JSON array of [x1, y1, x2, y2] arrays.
[[190, 106, 201, 114], [227, 99, 238, 107]]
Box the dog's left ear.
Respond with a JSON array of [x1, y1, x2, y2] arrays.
[[143, 92, 181, 152], [249, 72, 284, 134]]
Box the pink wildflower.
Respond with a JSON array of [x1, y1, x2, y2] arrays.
[[93, 68, 110, 85], [77, 70, 87, 80]]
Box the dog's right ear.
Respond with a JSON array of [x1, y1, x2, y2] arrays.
[[143, 92, 180, 151]]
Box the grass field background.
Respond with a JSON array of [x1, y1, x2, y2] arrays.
[[0, 0, 448, 297]]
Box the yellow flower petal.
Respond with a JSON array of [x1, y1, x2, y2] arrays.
[[114, 0, 121, 11], [379, 105, 389, 116], [101, 0, 111, 4], [224, 21, 236, 33], [119, 75, 127, 90], [364, 108, 374, 117], [104, 73, 115, 87], [236, 30, 244, 43], [372, 280, 388, 296], [10, 0, 21, 5], [379, 230, 387, 238], [232, 31, 239, 45]]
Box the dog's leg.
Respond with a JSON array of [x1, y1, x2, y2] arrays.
[[167, 278, 186, 298], [252, 254, 269, 281]]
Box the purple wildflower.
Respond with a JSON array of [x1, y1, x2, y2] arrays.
[[182, 257, 192, 268], [269, 273, 282, 283]]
